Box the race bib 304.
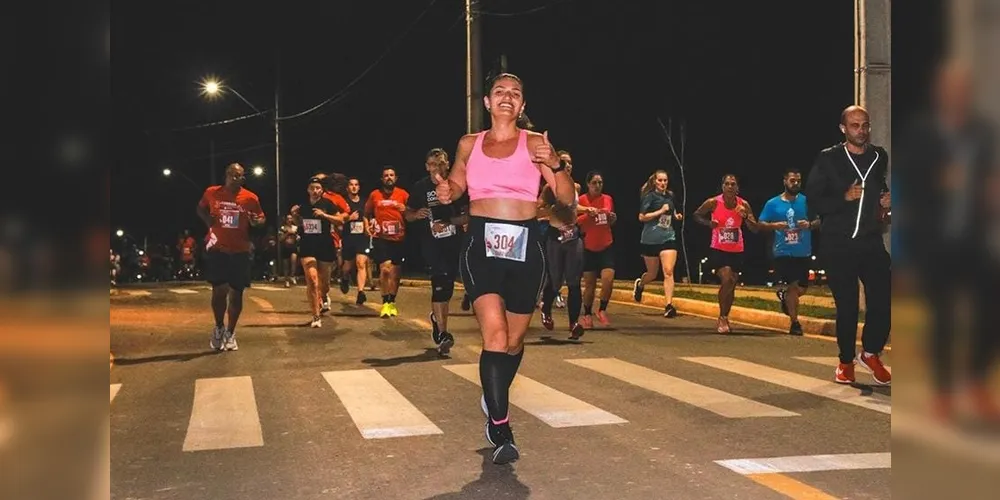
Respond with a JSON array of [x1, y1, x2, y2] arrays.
[[484, 222, 528, 262]]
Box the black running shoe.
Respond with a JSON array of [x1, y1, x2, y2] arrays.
[[664, 304, 678, 318], [490, 424, 519, 465], [632, 278, 644, 302], [789, 321, 803, 336], [461, 293, 472, 311], [569, 322, 584, 340], [339, 277, 350, 294], [485, 420, 505, 447], [356, 291, 366, 305], [430, 312, 442, 344], [437, 332, 455, 355]]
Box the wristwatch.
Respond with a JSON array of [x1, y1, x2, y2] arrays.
[[549, 159, 567, 173]]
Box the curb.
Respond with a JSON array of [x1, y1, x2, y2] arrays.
[[398, 278, 866, 340]]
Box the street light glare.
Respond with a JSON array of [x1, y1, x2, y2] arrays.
[[200, 77, 223, 98], [116, 229, 124, 237], [163, 168, 172, 177], [252, 166, 264, 177]]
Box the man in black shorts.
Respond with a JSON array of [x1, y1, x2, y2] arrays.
[[365, 167, 409, 318], [758, 168, 820, 336], [339, 177, 370, 305], [405, 148, 469, 354], [196, 163, 266, 351]]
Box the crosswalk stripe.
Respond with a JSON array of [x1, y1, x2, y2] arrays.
[[126, 290, 151, 297], [252, 285, 287, 292], [715, 452, 891, 475], [443, 364, 628, 428], [183, 376, 264, 452], [682, 357, 891, 414], [794, 356, 892, 373], [322, 370, 442, 439], [168, 288, 198, 295], [566, 358, 798, 418], [110, 383, 121, 403]]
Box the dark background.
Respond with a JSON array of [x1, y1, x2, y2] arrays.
[[113, 0, 943, 283]]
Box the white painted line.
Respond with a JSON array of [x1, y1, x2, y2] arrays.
[[322, 370, 442, 439], [567, 358, 798, 418], [682, 357, 891, 414], [248, 296, 275, 312], [168, 288, 199, 295], [126, 290, 151, 297], [110, 384, 121, 403], [795, 356, 891, 373], [715, 452, 891, 475], [443, 364, 628, 428], [252, 285, 287, 292], [183, 376, 264, 452]]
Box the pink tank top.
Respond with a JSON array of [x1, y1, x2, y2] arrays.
[[710, 195, 745, 252], [466, 129, 541, 203]]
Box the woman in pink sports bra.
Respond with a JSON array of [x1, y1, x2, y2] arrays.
[[692, 174, 760, 333], [435, 73, 576, 465]]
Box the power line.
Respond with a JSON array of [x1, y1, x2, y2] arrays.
[[148, 109, 271, 134], [277, 0, 442, 122], [479, 0, 576, 17]]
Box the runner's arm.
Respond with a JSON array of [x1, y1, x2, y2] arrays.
[[691, 198, 717, 227], [443, 135, 475, 202]]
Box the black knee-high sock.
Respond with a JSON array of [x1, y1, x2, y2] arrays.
[[479, 350, 510, 423], [504, 348, 524, 389]]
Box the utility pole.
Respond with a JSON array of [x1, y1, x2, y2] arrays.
[[209, 139, 216, 185], [274, 54, 283, 273], [466, 0, 483, 133]]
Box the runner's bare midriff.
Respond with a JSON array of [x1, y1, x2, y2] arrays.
[[470, 198, 538, 221]]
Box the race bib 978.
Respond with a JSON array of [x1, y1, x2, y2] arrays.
[[484, 222, 528, 262]]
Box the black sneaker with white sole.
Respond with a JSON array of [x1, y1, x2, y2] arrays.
[[430, 312, 442, 343], [437, 332, 455, 355], [776, 287, 788, 316], [489, 423, 519, 465], [632, 278, 644, 302], [664, 304, 678, 318], [789, 321, 803, 336]]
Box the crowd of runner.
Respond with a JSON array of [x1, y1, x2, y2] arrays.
[[193, 73, 896, 464]]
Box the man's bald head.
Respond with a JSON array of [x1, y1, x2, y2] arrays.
[[224, 163, 246, 190], [840, 105, 869, 125], [839, 105, 871, 150]]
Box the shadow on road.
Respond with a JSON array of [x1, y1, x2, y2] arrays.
[[421, 448, 530, 500], [525, 336, 592, 346], [362, 348, 448, 367], [112, 351, 219, 366]]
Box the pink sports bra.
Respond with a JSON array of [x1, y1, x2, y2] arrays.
[[466, 129, 541, 203]]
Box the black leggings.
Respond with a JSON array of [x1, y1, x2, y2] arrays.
[[541, 231, 584, 324], [823, 235, 891, 364]]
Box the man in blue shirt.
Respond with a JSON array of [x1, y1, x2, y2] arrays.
[[759, 168, 820, 335]]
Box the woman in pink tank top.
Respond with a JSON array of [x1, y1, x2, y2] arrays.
[[432, 73, 577, 465], [693, 174, 761, 333]]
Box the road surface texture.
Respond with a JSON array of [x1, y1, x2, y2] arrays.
[[111, 282, 891, 500]]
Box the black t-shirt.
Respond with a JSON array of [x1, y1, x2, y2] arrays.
[[341, 195, 368, 239], [406, 176, 469, 243], [298, 198, 338, 247]]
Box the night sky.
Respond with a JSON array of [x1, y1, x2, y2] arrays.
[[113, 0, 942, 282]]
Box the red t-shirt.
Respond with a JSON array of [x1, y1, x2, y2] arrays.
[[198, 186, 264, 253], [179, 236, 196, 262], [577, 193, 614, 252], [365, 187, 409, 242], [323, 192, 351, 248]]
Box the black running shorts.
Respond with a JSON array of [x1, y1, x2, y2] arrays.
[[459, 216, 546, 315], [204, 251, 252, 290]]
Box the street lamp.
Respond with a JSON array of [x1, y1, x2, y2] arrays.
[[115, 229, 124, 238], [163, 168, 172, 177], [699, 257, 708, 284], [252, 165, 265, 177]]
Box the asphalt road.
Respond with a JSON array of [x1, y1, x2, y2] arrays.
[[111, 282, 892, 500]]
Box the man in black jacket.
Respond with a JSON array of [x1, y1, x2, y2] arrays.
[[805, 105, 892, 386]]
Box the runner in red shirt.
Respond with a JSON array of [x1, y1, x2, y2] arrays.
[[365, 166, 409, 318], [577, 170, 617, 327], [196, 163, 266, 351]]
